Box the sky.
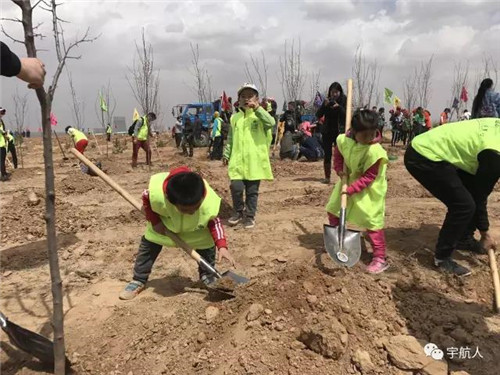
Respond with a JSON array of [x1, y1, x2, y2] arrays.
[[1, 0, 499, 132]]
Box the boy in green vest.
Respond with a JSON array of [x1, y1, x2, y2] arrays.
[[326, 110, 389, 274], [106, 123, 112, 142], [0, 107, 9, 181], [119, 166, 235, 300], [223, 83, 275, 229], [132, 112, 156, 168], [210, 111, 224, 160], [405, 118, 500, 276]]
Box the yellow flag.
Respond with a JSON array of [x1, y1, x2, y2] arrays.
[[132, 108, 140, 121], [393, 96, 401, 108]]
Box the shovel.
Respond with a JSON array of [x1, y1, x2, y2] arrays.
[[70, 148, 249, 290], [53, 130, 69, 160], [323, 79, 362, 267], [0, 311, 71, 368]]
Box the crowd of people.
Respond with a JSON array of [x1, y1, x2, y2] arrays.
[[1, 39, 499, 295]]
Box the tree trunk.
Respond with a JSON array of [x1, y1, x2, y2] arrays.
[[12, 1, 66, 373]]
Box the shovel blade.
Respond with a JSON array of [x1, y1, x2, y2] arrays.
[[323, 224, 362, 268], [221, 270, 250, 284]]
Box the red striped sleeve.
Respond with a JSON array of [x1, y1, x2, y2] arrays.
[[208, 217, 227, 249]]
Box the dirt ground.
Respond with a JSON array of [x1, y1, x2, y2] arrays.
[[1, 134, 499, 375]]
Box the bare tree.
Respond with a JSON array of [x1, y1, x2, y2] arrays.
[[473, 54, 498, 95], [308, 70, 321, 104], [449, 61, 469, 120], [94, 80, 117, 128], [402, 70, 418, 112], [352, 46, 380, 109], [279, 38, 305, 105], [127, 28, 161, 116], [12, 88, 29, 133], [189, 42, 213, 103], [5, 1, 97, 372], [244, 51, 268, 97], [415, 56, 433, 109], [66, 70, 85, 129]]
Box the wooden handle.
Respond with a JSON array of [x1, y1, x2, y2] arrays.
[[340, 79, 353, 209], [69, 148, 203, 262], [489, 248, 500, 312], [53, 130, 67, 158]]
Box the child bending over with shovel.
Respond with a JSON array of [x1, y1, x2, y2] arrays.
[[326, 109, 389, 274], [120, 166, 235, 300]]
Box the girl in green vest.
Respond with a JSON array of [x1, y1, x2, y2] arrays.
[[223, 83, 275, 229], [326, 110, 389, 274], [120, 167, 235, 300], [65, 126, 88, 154], [405, 118, 500, 276]]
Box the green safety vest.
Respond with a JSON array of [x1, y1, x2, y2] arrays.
[[227, 108, 273, 181], [144, 172, 222, 249], [0, 121, 5, 148], [137, 116, 149, 141], [71, 128, 87, 143], [212, 118, 222, 137], [411, 118, 500, 175], [326, 134, 388, 230], [266, 102, 272, 112], [106, 125, 112, 134]]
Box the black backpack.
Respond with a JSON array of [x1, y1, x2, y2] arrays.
[[128, 119, 140, 136]]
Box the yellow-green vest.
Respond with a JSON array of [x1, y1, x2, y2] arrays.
[[326, 134, 388, 230], [106, 125, 112, 134], [137, 116, 149, 141], [0, 121, 5, 148], [71, 128, 87, 143], [212, 118, 222, 138], [227, 109, 273, 181], [411, 118, 500, 175], [144, 172, 222, 249]]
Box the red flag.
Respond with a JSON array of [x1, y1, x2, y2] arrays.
[[460, 86, 468, 102], [50, 112, 58, 126], [221, 91, 230, 111]]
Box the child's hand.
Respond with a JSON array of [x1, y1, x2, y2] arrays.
[[336, 170, 345, 178], [222, 157, 229, 166], [217, 247, 236, 267], [246, 97, 260, 110], [480, 232, 497, 251], [153, 222, 167, 235]]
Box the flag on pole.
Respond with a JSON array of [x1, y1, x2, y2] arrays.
[[384, 88, 393, 104], [50, 112, 57, 127], [99, 92, 108, 112], [452, 97, 459, 109], [314, 91, 324, 107], [221, 91, 230, 111], [460, 86, 468, 102], [393, 96, 401, 108], [132, 108, 140, 121]]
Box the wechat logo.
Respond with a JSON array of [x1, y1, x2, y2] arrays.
[[424, 343, 444, 360]]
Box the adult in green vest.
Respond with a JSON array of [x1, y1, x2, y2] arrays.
[[0, 107, 9, 181], [65, 126, 88, 154], [106, 123, 112, 142], [405, 118, 500, 276], [223, 83, 275, 229], [210, 111, 224, 160], [6, 131, 17, 169], [132, 112, 156, 168], [119, 167, 235, 300]]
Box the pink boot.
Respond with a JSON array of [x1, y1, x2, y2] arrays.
[[366, 257, 389, 274]]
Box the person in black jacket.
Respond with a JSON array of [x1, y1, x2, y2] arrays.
[[315, 82, 346, 183]]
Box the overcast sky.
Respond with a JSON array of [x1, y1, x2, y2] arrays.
[[1, 0, 499, 131]]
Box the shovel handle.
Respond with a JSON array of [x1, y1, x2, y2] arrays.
[[69, 148, 216, 268], [340, 79, 353, 210], [489, 248, 500, 312]]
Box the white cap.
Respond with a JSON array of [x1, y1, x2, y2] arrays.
[[237, 83, 259, 96]]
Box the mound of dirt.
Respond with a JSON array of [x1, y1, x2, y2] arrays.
[[67, 262, 486, 374], [60, 171, 109, 195]]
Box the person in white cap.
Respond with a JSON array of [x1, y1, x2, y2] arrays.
[[223, 83, 275, 229]]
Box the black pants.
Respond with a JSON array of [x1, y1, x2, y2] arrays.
[[106, 133, 111, 142], [132, 236, 216, 284], [174, 133, 182, 148], [182, 135, 194, 156], [8, 141, 17, 168], [230, 180, 260, 219], [210, 136, 223, 160], [322, 132, 337, 179], [0, 147, 7, 177], [404, 145, 484, 259]]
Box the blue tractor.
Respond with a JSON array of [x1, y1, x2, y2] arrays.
[[172, 102, 217, 147]]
